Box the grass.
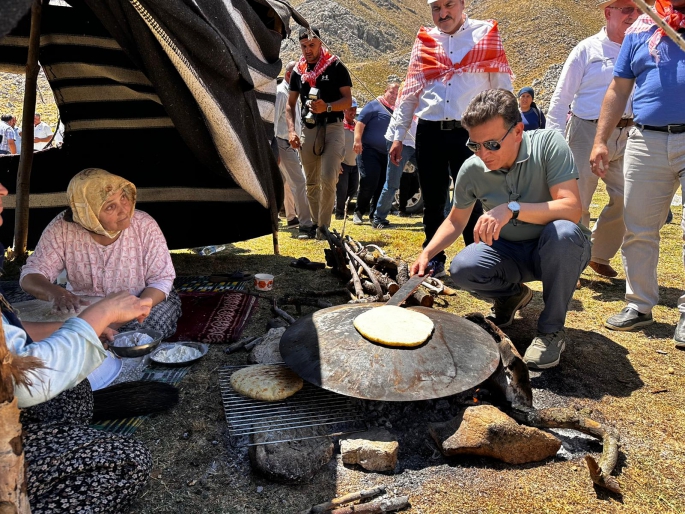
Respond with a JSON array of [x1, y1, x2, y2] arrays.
[[137, 182, 685, 513]]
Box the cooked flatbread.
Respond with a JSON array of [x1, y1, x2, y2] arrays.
[[353, 305, 434, 347], [230, 365, 303, 401]]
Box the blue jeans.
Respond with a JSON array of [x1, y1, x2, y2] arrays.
[[373, 140, 417, 223], [355, 146, 389, 219], [449, 220, 591, 333]]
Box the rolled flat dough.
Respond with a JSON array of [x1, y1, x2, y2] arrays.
[[13, 296, 103, 323], [230, 364, 303, 401], [353, 305, 434, 347]]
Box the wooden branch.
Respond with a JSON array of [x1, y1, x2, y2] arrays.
[[307, 485, 387, 513], [346, 252, 365, 299], [12, 0, 43, 262], [512, 406, 622, 494], [368, 269, 399, 294], [224, 336, 257, 354], [272, 304, 296, 325], [344, 242, 383, 299], [329, 496, 409, 513], [244, 337, 263, 351], [407, 288, 433, 308], [396, 261, 409, 285]]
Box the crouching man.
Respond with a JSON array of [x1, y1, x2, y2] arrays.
[[411, 89, 591, 370]]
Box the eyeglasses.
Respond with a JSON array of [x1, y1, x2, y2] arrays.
[[466, 123, 516, 153], [607, 6, 636, 15]]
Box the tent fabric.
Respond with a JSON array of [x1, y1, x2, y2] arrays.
[[0, 0, 306, 250]]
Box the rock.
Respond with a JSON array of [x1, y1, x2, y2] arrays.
[[429, 405, 561, 465], [340, 428, 399, 472], [248, 327, 286, 364], [249, 426, 334, 483]]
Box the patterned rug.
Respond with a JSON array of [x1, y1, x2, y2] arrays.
[[91, 366, 190, 435], [174, 275, 248, 293], [166, 291, 257, 343]]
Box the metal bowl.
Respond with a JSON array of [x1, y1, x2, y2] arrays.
[[109, 328, 163, 358]]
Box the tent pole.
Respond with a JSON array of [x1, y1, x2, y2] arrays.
[[11, 0, 43, 263]]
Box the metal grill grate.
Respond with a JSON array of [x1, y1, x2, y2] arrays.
[[219, 364, 366, 446]]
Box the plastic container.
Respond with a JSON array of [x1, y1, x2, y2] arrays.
[[254, 273, 274, 291]]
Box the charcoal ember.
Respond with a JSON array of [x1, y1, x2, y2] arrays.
[[248, 426, 333, 483]]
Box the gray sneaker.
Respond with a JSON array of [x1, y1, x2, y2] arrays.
[[486, 284, 533, 328], [353, 212, 363, 225], [523, 330, 566, 370]]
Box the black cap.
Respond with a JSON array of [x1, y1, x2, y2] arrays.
[[299, 26, 321, 41]]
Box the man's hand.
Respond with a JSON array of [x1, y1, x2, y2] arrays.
[[353, 140, 363, 154], [389, 141, 403, 165], [309, 99, 328, 114], [289, 131, 301, 149], [49, 290, 91, 314], [589, 143, 609, 178], [473, 204, 512, 246], [410, 251, 431, 277]]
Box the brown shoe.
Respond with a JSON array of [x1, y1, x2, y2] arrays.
[[588, 261, 618, 278]]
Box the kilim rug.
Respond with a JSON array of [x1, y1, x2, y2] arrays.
[[91, 366, 190, 435], [174, 275, 248, 293], [166, 291, 257, 343]]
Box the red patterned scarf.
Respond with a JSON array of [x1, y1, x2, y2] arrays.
[[377, 95, 394, 110], [295, 47, 338, 87], [344, 118, 355, 132], [401, 20, 513, 101], [626, 1, 685, 63]]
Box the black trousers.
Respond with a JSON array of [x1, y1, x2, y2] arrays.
[[335, 163, 359, 216], [415, 121, 482, 262], [355, 146, 388, 220]]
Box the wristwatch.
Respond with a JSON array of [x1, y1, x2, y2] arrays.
[[326, 103, 332, 113], [507, 201, 520, 220]]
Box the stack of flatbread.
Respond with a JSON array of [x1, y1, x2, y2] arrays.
[[230, 364, 303, 401]]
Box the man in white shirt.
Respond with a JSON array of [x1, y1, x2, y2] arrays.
[[0, 114, 16, 155], [274, 61, 313, 238], [390, 0, 513, 276], [547, 0, 637, 278], [19, 113, 53, 151]]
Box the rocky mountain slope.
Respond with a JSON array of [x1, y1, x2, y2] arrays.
[[1, 0, 606, 125]]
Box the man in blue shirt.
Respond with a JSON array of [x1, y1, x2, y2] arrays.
[[590, 2, 685, 348]]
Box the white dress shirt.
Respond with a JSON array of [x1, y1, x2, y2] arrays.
[[385, 110, 418, 147], [394, 17, 513, 141], [274, 79, 301, 140], [547, 28, 633, 133]]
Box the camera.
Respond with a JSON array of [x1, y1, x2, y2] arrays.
[[303, 87, 320, 128]]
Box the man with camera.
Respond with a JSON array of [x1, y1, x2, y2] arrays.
[[286, 27, 353, 240]]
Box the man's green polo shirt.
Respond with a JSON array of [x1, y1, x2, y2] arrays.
[[453, 129, 588, 242]]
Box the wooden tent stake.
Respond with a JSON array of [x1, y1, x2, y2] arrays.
[[11, 0, 43, 262]]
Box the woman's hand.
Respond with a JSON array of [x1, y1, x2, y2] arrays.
[[49, 289, 90, 314], [99, 327, 118, 345], [79, 292, 152, 337]]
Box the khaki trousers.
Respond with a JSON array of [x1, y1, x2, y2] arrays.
[[622, 127, 685, 314], [278, 137, 312, 226], [566, 115, 628, 265], [300, 122, 345, 228]]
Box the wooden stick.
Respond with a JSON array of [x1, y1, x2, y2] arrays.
[[512, 406, 622, 494], [329, 496, 409, 513], [346, 250, 365, 299], [344, 242, 383, 299], [308, 485, 387, 513], [11, 0, 43, 262], [396, 261, 409, 285], [272, 305, 296, 325], [224, 336, 257, 354], [244, 337, 263, 351]]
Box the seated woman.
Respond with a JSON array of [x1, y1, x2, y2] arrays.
[[0, 182, 152, 513], [20, 168, 181, 339]]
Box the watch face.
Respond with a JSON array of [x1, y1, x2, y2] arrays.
[[508, 201, 520, 211]]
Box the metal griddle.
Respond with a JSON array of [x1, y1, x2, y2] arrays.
[[279, 303, 501, 402]]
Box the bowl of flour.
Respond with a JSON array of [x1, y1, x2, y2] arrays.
[[149, 342, 208, 367]]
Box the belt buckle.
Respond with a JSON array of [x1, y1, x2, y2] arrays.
[[667, 124, 683, 133], [440, 120, 456, 130]]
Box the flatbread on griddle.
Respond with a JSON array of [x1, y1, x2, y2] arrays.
[[230, 365, 303, 401], [353, 305, 434, 347]]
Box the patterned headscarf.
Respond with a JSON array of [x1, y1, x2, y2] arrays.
[[67, 168, 136, 239]]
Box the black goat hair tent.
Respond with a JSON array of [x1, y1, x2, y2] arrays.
[[0, 0, 306, 249]]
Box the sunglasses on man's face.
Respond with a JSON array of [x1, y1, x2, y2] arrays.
[[607, 6, 636, 15], [466, 123, 516, 153]]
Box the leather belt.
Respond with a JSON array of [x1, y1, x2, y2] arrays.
[[635, 123, 685, 134], [580, 115, 634, 128], [418, 119, 462, 130]]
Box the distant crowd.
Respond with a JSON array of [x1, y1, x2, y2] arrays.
[[0, 112, 63, 155]]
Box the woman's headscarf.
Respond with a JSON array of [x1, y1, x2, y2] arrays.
[[67, 168, 136, 239]]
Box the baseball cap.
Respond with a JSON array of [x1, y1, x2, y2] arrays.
[[299, 26, 321, 40], [351, 97, 358, 108]]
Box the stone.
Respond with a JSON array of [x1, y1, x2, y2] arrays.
[[249, 426, 334, 483], [429, 405, 561, 465], [340, 428, 399, 472], [248, 327, 286, 364]]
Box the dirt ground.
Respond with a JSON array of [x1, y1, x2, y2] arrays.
[[129, 198, 685, 514]]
